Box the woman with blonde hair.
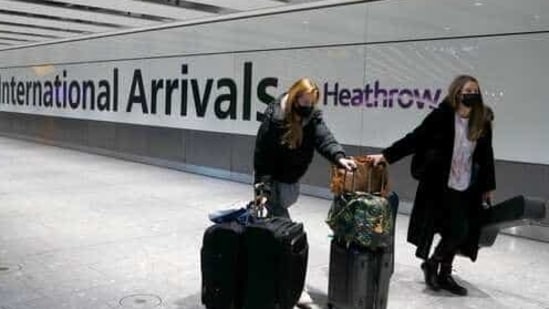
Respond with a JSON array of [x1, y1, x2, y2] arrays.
[[253, 78, 356, 307], [369, 75, 496, 296], [254, 77, 356, 218]]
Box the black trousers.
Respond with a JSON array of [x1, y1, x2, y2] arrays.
[[433, 187, 473, 265]]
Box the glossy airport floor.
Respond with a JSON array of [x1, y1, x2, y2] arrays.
[[1, 136, 548, 309]]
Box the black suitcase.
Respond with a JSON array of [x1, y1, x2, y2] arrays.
[[327, 192, 398, 309], [201, 221, 245, 309], [242, 217, 309, 309], [479, 195, 547, 247], [327, 240, 392, 309]]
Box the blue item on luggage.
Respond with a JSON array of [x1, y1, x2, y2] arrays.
[[208, 207, 248, 224], [208, 201, 266, 225]]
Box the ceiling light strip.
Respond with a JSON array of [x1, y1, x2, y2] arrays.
[[0, 8, 128, 29], [135, 0, 238, 14], [0, 21, 87, 34], [46, 0, 213, 20], [0, 30, 60, 38]]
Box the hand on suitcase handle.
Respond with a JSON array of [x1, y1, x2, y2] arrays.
[[367, 154, 387, 167], [338, 157, 357, 171]]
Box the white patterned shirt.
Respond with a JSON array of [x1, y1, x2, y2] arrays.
[[448, 113, 477, 191]]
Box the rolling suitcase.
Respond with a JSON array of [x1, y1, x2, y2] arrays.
[[200, 221, 245, 309], [327, 240, 392, 309], [242, 217, 309, 309], [479, 195, 547, 247], [327, 191, 398, 309]]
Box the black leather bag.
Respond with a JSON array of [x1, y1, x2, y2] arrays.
[[482, 195, 546, 228], [479, 195, 547, 247]]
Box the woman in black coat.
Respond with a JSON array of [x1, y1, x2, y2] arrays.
[[369, 75, 496, 296], [253, 77, 356, 307]]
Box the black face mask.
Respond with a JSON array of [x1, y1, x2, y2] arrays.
[[296, 105, 314, 117], [461, 93, 482, 108]]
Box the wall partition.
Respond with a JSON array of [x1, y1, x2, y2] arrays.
[[1, 0, 548, 239]]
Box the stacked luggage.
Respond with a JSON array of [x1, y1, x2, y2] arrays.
[[326, 157, 397, 309], [200, 202, 308, 309]]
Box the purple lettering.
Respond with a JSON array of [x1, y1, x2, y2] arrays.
[[374, 80, 386, 108], [388, 88, 399, 108], [398, 89, 414, 108], [429, 89, 442, 108], [339, 88, 351, 106], [414, 88, 442, 109], [364, 83, 373, 106], [351, 89, 363, 106], [323, 82, 339, 106], [413, 89, 425, 108], [327, 80, 442, 110]]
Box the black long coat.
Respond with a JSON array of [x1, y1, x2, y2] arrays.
[[382, 99, 496, 261]]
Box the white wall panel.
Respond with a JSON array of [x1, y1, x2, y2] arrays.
[[1, 0, 548, 164], [364, 0, 549, 42]]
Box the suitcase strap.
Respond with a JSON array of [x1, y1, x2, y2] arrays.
[[340, 161, 386, 195]]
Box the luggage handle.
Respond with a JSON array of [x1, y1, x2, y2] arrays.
[[248, 197, 269, 220], [251, 182, 271, 220], [339, 159, 386, 194]]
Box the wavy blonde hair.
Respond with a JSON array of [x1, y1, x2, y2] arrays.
[[281, 78, 320, 149], [447, 75, 488, 141]]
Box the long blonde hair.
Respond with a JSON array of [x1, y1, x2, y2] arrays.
[[281, 78, 320, 149], [447, 75, 488, 141]]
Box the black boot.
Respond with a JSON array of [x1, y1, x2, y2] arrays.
[[438, 263, 467, 296], [420, 258, 440, 291]]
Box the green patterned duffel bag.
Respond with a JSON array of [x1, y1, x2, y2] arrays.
[[326, 192, 393, 248]]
